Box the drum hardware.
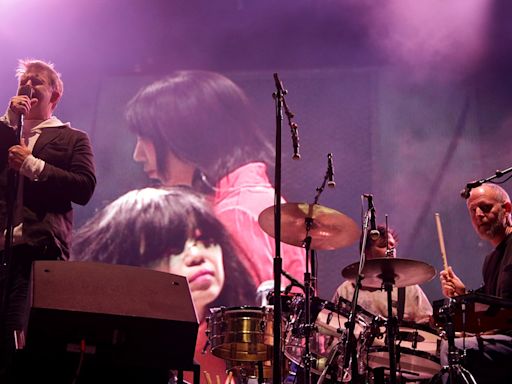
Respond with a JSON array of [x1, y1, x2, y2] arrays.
[[340, 196, 438, 384], [364, 322, 442, 381], [324, 194, 381, 384], [433, 291, 512, 334], [259, 188, 360, 384], [428, 300, 477, 384]]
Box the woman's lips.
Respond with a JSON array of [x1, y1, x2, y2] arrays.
[[188, 270, 214, 284]]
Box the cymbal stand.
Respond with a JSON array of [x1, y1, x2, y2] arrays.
[[382, 277, 398, 384], [301, 219, 315, 384], [337, 204, 373, 382], [429, 301, 477, 384]]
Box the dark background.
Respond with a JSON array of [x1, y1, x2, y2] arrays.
[[2, 0, 512, 302]]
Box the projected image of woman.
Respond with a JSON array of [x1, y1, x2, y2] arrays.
[[124, 71, 305, 293], [72, 187, 256, 381]]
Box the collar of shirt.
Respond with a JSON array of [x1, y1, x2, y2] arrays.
[[24, 116, 70, 133], [214, 162, 271, 201]]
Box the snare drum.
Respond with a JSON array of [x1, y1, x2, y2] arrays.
[[363, 322, 441, 380], [207, 306, 274, 362], [284, 296, 372, 375]]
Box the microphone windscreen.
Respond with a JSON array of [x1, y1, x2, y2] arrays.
[[17, 85, 33, 98]]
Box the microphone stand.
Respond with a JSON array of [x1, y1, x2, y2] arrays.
[[293, 158, 335, 384], [461, 165, 512, 198], [1, 112, 25, 267], [271, 73, 285, 384], [340, 207, 371, 382], [0, 110, 25, 351], [317, 196, 372, 384]]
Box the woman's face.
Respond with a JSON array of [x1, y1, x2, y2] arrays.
[[149, 236, 225, 317], [133, 136, 159, 181], [132, 135, 196, 187]]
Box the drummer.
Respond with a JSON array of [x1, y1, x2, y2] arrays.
[[439, 184, 512, 384], [332, 225, 432, 323]]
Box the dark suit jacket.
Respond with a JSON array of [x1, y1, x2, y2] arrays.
[[0, 120, 96, 259]]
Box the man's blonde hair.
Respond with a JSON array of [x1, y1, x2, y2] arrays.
[[15, 59, 64, 97]]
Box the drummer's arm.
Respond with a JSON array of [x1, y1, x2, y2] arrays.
[[439, 266, 466, 298]]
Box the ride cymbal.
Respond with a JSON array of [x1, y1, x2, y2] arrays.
[[258, 203, 360, 250], [341, 257, 436, 288]]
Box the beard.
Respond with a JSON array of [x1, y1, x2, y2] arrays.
[[481, 210, 507, 239]]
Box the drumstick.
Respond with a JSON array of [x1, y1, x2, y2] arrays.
[[435, 213, 449, 271], [216, 375, 221, 384], [203, 371, 212, 384]]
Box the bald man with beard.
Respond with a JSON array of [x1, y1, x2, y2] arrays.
[[439, 184, 512, 383]]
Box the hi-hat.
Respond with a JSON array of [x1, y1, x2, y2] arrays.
[[258, 203, 360, 250], [341, 257, 436, 288]]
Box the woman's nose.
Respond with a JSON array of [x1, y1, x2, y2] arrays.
[[183, 243, 205, 266], [133, 141, 145, 162]]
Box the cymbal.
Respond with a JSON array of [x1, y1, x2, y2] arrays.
[[341, 257, 436, 288], [258, 203, 360, 250]]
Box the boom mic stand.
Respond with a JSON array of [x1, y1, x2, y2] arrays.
[[316, 197, 372, 384], [0, 86, 32, 349], [340, 204, 372, 383], [271, 73, 287, 384], [460, 166, 512, 199]]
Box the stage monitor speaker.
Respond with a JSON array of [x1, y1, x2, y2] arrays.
[[25, 260, 198, 370]]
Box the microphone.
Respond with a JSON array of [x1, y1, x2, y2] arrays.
[[460, 180, 481, 199], [327, 153, 336, 188], [291, 122, 301, 160], [317, 341, 342, 384], [17, 84, 33, 99], [273, 73, 286, 94], [460, 187, 470, 199], [16, 85, 33, 142], [281, 270, 305, 292], [364, 194, 379, 240], [317, 339, 351, 384]]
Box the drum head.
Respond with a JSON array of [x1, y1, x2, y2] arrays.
[[366, 346, 441, 381], [364, 322, 441, 380]]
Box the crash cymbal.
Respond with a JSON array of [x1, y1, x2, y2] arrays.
[[341, 257, 436, 288], [258, 203, 360, 250]]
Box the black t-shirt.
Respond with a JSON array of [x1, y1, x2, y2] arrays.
[[481, 232, 512, 299]]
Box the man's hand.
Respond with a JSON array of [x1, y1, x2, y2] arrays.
[[8, 142, 32, 171], [9, 95, 34, 118], [439, 266, 466, 298]]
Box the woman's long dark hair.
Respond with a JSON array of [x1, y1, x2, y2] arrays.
[[125, 70, 273, 192], [72, 187, 256, 308]]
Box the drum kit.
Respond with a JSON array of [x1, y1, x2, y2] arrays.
[[206, 200, 442, 384]]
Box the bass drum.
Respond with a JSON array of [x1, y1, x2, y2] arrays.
[[361, 322, 441, 381], [284, 296, 372, 375], [207, 306, 274, 362]]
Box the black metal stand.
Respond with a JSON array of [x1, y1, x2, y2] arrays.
[[0, 113, 25, 361], [271, 73, 285, 384], [429, 301, 477, 384], [460, 165, 512, 199], [341, 198, 378, 381], [316, 202, 372, 384], [383, 281, 398, 384], [301, 231, 314, 384]]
